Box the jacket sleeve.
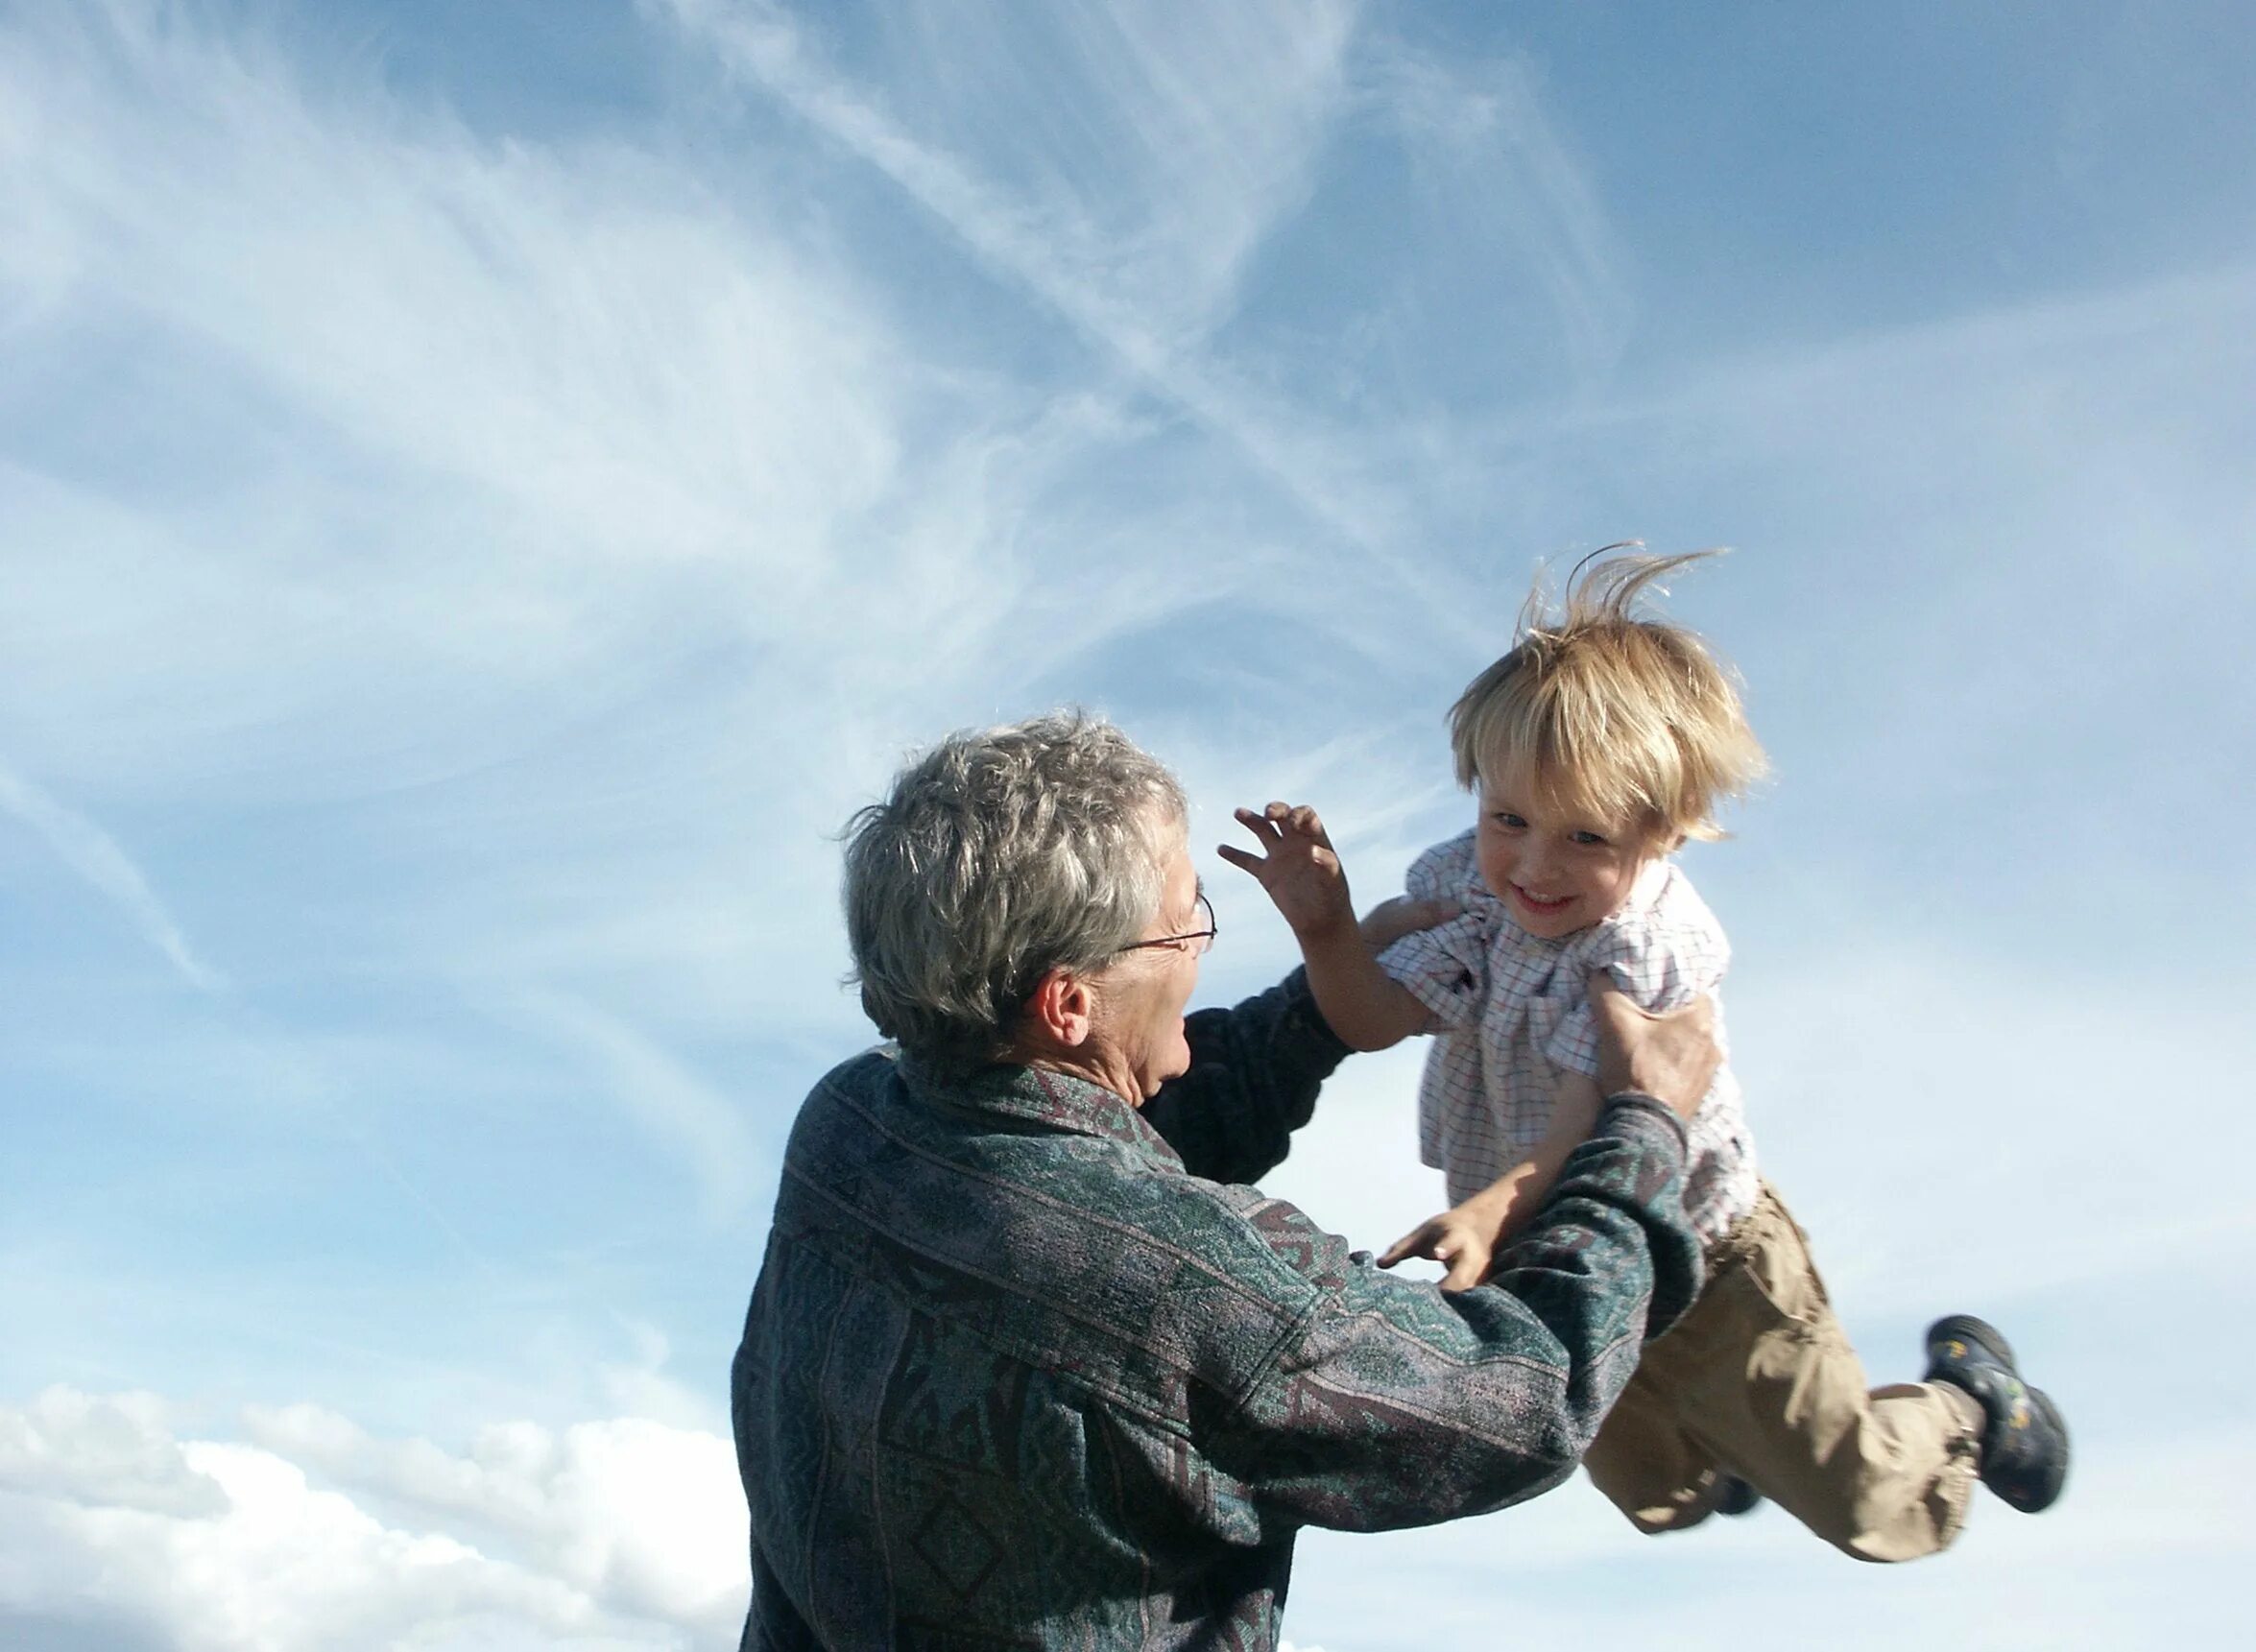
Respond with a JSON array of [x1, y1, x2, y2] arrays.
[[1140, 967, 1352, 1185], [1199, 1096, 1702, 1535]]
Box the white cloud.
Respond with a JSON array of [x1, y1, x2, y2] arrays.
[[0, 1387, 745, 1652], [12, 1375, 2231, 1652], [0, 1389, 227, 1520]]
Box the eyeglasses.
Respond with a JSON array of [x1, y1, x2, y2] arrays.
[[1116, 893, 1217, 958]]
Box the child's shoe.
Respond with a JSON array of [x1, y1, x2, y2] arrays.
[[1711, 1473, 1764, 1517], [1923, 1314, 2069, 1514]]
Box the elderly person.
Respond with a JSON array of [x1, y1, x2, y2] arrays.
[[733, 712, 1712, 1650]]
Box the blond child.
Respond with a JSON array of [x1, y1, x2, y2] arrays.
[[1219, 548, 2067, 1561]]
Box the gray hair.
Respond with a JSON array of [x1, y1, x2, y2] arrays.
[[842, 710, 1189, 1071]]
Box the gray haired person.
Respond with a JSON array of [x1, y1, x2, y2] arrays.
[[732, 710, 1717, 1650]]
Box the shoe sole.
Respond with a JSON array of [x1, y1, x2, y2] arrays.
[[1996, 1386, 2071, 1513]]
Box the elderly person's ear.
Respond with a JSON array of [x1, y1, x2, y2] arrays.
[[1022, 968, 1098, 1052]]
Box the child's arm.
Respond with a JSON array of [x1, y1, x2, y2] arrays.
[[1377, 1072, 1604, 1291], [1217, 802, 1431, 1051]]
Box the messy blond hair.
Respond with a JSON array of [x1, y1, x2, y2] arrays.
[[1449, 546, 1767, 845]]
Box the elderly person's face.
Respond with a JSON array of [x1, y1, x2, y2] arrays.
[[1085, 829, 1206, 1101]]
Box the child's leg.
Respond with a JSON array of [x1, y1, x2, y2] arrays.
[[1664, 1183, 1982, 1563], [1582, 1361, 1723, 1532]]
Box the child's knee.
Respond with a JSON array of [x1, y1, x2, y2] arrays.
[[1623, 1498, 1716, 1537], [1588, 1464, 1721, 1536]]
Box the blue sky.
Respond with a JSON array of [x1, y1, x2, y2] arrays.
[[3, 2, 2252, 1646]]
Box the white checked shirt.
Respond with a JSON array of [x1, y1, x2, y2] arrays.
[[1377, 830, 1759, 1247]]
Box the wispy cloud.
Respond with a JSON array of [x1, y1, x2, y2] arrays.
[[659, 0, 1357, 347], [0, 758, 226, 991], [1355, 36, 1632, 389], [658, 0, 1462, 587], [503, 988, 769, 1224]]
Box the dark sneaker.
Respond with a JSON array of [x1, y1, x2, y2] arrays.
[[1712, 1473, 1764, 1518], [1924, 1314, 2070, 1514]]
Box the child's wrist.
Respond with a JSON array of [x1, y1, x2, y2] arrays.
[[1457, 1181, 1524, 1222], [1288, 908, 1362, 947]]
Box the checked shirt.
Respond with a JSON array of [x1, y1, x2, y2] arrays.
[[1378, 830, 1760, 1247]]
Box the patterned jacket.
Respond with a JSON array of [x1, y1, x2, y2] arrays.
[[733, 970, 1701, 1650]]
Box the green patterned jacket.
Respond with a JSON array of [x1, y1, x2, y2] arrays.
[[733, 969, 1700, 1649]]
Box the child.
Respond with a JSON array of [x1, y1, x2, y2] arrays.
[[1219, 548, 2068, 1562]]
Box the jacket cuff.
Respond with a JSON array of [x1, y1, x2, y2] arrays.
[[1600, 1090, 1691, 1154]]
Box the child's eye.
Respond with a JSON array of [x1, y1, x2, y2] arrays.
[[1491, 812, 1526, 830], [1570, 829, 1610, 847]]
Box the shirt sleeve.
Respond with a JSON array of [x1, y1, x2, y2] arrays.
[[1198, 1096, 1701, 1535], [1140, 967, 1353, 1186], [1542, 875, 1731, 1080], [1374, 833, 1491, 1032]]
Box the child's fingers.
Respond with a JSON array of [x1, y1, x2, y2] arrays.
[[1260, 800, 1336, 845], [1434, 1235, 1488, 1292], [1259, 801, 1329, 842], [1439, 1254, 1486, 1292], [1376, 1222, 1438, 1268], [1232, 805, 1283, 849]]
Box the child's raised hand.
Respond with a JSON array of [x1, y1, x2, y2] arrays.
[[1377, 1207, 1497, 1294], [1217, 802, 1356, 941]]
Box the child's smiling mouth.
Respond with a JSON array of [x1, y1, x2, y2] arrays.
[[1509, 884, 1574, 913]]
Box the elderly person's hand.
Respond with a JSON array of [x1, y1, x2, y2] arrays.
[[1588, 974, 1719, 1120]]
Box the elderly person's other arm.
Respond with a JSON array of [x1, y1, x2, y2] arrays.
[[1196, 974, 1717, 1532], [1141, 898, 1453, 1185], [1208, 1093, 1700, 1532]]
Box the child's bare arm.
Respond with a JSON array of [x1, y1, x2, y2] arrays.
[[1377, 1072, 1606, 1290], [1492, 1072, 1606, 1235], [1217, 802, 1430, 1051]]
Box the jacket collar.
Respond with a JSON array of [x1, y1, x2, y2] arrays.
[[895, 1051, 1185, 1170]]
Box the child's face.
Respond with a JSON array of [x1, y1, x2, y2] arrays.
[[1475, 774, 1660, 941]]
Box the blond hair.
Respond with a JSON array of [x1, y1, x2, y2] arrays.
[[1449, 546, 1767, 845]]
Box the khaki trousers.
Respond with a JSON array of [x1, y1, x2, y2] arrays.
[[1582, 1182, 1981, 1563]]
